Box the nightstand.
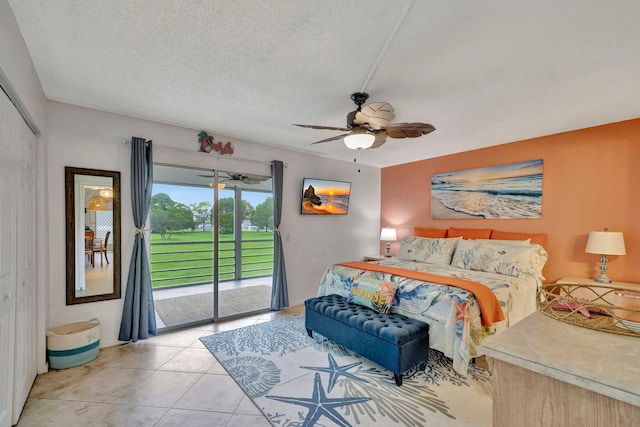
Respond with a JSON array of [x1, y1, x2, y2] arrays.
[[554, 276, 640, 306], [363, 255, 389, 262], [557, 276, 640, 291]]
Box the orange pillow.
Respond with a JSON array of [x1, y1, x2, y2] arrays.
[[413, 227, 448, 238], [447, 227, 493, 240], [491, 230, 547, 246]]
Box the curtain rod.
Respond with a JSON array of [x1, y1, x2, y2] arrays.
[[122, 138, 284, 167]]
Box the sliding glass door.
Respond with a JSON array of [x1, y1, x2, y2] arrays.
[[150, 165, 273, 330]]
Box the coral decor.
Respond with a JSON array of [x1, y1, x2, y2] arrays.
[[198, 131, 234, 155]]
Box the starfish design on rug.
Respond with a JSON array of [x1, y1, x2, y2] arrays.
[[300, 353, 369, 392], [266, 373, 371, 427]]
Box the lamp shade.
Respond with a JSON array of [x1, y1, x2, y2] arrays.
[[380, 227, 397, 242], [344, 133, 375, 150], [585, 231, 626, 255], [87, 195, 108, 211]]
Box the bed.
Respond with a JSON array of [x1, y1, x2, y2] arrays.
[[317, 229, 548, 375]]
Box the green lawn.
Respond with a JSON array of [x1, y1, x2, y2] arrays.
[[150, 230, 274, 288]]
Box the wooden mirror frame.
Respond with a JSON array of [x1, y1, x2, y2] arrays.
[[65, 167, 121, 304]]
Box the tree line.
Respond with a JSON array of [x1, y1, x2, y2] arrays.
[[150, 193, 274, 239]]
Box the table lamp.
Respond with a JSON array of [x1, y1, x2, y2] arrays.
[[585, 228, 626, 283], [380, 227, 397, 258]]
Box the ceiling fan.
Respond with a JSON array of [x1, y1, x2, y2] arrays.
[[293, 92, 436, 150], [222, 173, 269, 185], [197, 173, 269, 187]]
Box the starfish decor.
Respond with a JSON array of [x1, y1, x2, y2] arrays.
[[300, 353, 369, 392], [266, 373, 371, 427], [85, 332, 97, 343]]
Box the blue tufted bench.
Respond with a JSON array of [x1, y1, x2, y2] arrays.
[[304, 294, 430, 386]]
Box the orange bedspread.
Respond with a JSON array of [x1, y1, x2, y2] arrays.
[[339, 261, 505, 327]]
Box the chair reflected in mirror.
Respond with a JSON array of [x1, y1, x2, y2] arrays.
[[85, 230, 94, 268], [92, 230, 110, 267]]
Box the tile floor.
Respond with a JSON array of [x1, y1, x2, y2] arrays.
[[16, 305, 305, 426]]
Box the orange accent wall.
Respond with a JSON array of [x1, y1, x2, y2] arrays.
[[381, 118, 640, 283]]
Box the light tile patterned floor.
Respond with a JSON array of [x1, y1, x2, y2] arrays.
[[17, 305, 305, 426]]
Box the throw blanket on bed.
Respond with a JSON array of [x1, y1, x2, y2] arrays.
[[339, 261, 505, 327]]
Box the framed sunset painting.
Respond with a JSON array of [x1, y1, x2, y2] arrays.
[[431, 159, 543, 219], [300, 178, 351, 215]]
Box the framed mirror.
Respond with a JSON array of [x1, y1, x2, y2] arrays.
[[65, 167, 121, 304]]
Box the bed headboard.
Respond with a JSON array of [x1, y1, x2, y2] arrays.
[[412, 227, 547, 246]]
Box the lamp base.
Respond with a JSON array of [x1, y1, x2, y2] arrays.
[[594, 274, 611, 284], [385, 242, 391, 258], [594, 254, 611, 283]]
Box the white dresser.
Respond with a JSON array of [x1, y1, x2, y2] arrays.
[[482, 311, 640, 427]]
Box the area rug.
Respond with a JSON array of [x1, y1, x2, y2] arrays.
[[154, 285, 271, 326], [200, 315, 493, 427]]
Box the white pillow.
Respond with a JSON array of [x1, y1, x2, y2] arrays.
[[451, 239, 548, 281], [396, 236, 461, 265]]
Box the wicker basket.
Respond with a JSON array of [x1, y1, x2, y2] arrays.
[[47, 318, 100, 369], [537, 282, 640, 337]]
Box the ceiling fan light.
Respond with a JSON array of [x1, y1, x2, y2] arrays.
[[99, 188, 113, 198], [344, 133, 375, 150]]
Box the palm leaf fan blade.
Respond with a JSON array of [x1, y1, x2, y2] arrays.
[[354, 102, 395, 130], [293, 124, 351, 131], [310, 133, 351, 145], [386, 122, 436, 138]]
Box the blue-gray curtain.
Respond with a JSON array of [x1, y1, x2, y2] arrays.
[[270, 160, 289, 310], [118, 137, 157, 341]]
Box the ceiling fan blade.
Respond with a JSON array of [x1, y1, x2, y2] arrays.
[[369, 135, 387, 149], [227, 173, 269, 184], [293, 123, 351, 131], [242, 175, 269, 184], [354, 102, 395, 130], [309, 133, 351, 145], [386, 122, 436, 138]]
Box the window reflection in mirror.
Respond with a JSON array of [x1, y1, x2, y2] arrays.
[[65, 167, 121, 305]]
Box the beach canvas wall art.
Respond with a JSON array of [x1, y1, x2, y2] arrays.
[[431, 159, 543, 219], [301, 178, 351, 215]]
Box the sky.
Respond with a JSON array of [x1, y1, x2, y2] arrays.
[[303, 178, 351, 196], [432, 159, 543, 184], [153, 183, 271, 208]]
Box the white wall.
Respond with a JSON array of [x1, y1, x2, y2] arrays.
[[47, 101, 381, 346], [0, 0, 47, 129], [3, 0, 380, 354]]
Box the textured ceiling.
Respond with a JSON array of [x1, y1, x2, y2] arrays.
[[9, 0, 640, 167]]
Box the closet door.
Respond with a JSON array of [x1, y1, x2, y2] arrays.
[[12, 117, 37, 424], [0, 89, 37, 426], [0, 92, 18, 427]]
